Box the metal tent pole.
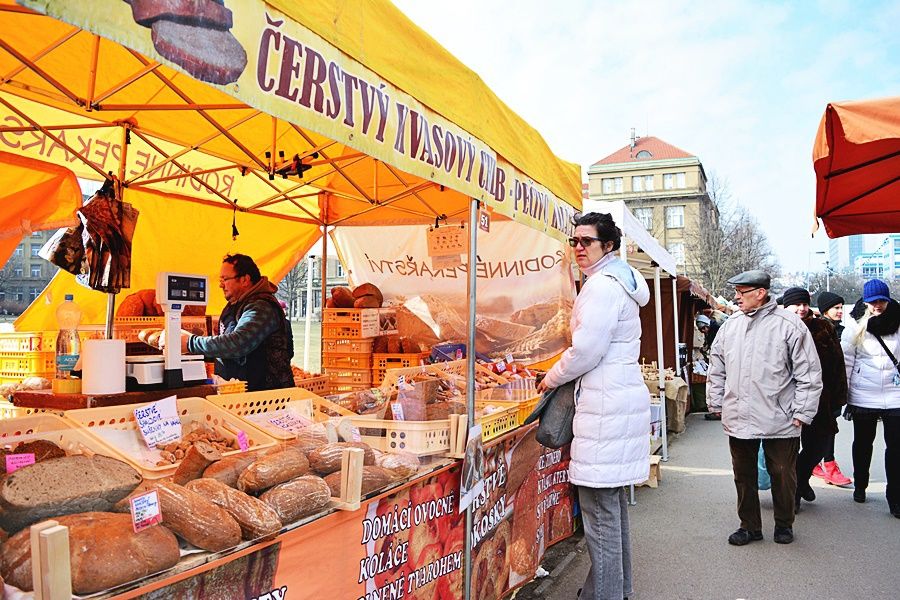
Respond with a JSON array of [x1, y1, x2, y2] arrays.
[[672, 276, 680, 372], [654, 267, 668, 462], [463, 198, 479, 600], [303, 254, 314, 371]]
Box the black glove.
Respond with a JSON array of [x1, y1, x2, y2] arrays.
[[842, 405, 853, 421]]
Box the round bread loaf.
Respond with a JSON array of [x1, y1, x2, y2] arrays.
[[352, 283, 384, 305], [330, 286, 355, 308], [354, 295, 380, 309]]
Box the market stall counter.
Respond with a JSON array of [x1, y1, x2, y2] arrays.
[[11, 384, 218, 411]]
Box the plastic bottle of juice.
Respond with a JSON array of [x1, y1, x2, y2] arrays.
[[55, 294, 81, 379]]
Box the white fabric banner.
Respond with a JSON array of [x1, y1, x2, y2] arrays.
[[332, 222, 574, 363]]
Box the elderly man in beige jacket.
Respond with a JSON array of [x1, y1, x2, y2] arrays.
[[708, 269, 822, 546]]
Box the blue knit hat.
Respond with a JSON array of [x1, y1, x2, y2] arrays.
[[863, 279, 891, 303]]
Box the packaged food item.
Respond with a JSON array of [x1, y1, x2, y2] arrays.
[[201, 453, 259, 488], [324, 466, 393, 498], [375, 452, 420, 479], [185, 478, 282, 540], [259, 476, 331, 524], [237, 447, 310, 493], [308, 442, 375, 476]]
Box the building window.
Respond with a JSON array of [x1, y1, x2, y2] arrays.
[[14, 245, 23, 257], [336, 262, 344, 277], [13, 268, 23, 277], [644, 175, 654, 191], [665, 205, 685, 229], [29, 288, 39, 301], [667, 242, 685, 265], [636, 150, 652, 159], [631, 176, 643, 192], [30, 266, 41, 278], [634, 208, 653, 230], [31, 232, 42, 238], [30, 246, 40, 257], [602, 177, 623, 194], [663, 174, 673, 190], [15, 290, 23, 302], [676, 172, 686, 188]]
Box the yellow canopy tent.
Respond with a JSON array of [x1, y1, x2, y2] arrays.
[[0, 0, 581, 329], [0, 151, 81, 265]]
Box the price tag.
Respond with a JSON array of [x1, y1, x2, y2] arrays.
[[237, 430, 249, 452], [130, 489, 162, 533], [455, 348, 464, 360], [134, 396, 182, 448], [5, 453, 35, 474], [495, 359, 507, 372], [263, 411, 314, 435], [391, 402, 405, 421], [350, 427, 362, 442], [506, 353, 514, 364]]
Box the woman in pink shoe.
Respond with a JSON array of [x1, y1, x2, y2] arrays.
[[814, 291, 853, 486]]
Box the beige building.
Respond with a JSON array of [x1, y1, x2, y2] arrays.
[[586, 135, 716, 279]]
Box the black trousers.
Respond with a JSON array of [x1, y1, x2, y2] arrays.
[[729, 436, 800, 530], [852, 414, 900, 506], [823, 431, 836, 462], [797, 426, 832, 496]]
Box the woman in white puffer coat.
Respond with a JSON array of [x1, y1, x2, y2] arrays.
[[840, 278, 900, 518], [538, 212, 650, 600]]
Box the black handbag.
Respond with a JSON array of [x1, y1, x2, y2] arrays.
[[523, 377, 581, 448]]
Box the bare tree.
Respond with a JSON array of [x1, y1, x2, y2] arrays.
[[807, 268, 866, 308], [276, 259, 308, 320], [686, 174, 780, 296]]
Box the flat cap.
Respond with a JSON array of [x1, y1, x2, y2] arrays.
[[726, 269, 771, 289]]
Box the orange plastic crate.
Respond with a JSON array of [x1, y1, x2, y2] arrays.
[[322, 338, 375, 354], [325, 368, 372, 386], [372, 352, 430, 384], [322, 352, 373, 370], [0, 352, 56, 375]]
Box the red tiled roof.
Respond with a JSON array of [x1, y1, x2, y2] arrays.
[[592, 136, 695, 166]]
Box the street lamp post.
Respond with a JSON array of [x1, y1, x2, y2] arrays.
[[815, 251, 830, 292]]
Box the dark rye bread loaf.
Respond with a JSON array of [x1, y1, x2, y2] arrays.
[[0, 512, 180, 594], [151, 20, 247, 85], [0, 455, 142, 532], [130, 0, 234, 29]]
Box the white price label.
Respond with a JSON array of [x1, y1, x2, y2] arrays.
[[391, 402, 405, 421], [506, 353, 514, 364], [263, 411, 314, 435], [237, 430, 249, 451], [130, 489, 162, 533], [134, 396, 182, 448], [495, 360, 506, 372]]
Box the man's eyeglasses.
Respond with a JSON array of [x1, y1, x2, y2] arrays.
[[567, 236, 603, 248], [732, 287, 762, 296], [219, 275, 241, 284]]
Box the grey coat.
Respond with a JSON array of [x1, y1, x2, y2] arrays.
[[707, 299, 823, 439]]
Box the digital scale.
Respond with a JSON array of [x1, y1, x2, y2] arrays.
[[125, 272, 209, 390]]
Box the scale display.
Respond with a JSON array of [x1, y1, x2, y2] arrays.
[[156, 272, 208, 306]]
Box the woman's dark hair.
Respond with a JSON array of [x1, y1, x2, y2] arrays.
[[573, 212, 622, 250], [223, 253, 261, 283]]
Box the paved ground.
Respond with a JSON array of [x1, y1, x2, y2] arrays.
[[515, 413, 899, 600]]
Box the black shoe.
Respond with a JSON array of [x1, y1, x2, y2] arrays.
[[853, 489, 866, 503], [704, 412, 722, 421], [798, 484, 816, 502], [774, 526, 794, 544], [728, 528, 763, 546], [890, 504, 900, 518]]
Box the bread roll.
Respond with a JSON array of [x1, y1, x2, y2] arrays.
[[118, 480, 242, 552], [259, 476, 331, 524], [0, 512, 180, 594], [308, 442, 375, 476], [116, 292, 146, 317], [354, 295, 380, 309], [202, 453, 259, 488], [324, 466, 393, 498], [172, 441, 222, 485], [330, 286, 355, 308], [352, 283, 384, 306], [237, 447, 310, 493], [185, 478, 282, 540]]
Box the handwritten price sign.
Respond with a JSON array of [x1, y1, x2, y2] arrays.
[[134, 396, 182, 448]]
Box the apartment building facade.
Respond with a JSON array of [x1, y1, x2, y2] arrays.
[[0, 230, 58, 314], [586, 135, 715, 279]]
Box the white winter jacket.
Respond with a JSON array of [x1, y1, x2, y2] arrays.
[[841, 318, 900, 410], [543, 253, 651, 488]]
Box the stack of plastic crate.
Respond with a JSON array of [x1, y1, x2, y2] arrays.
[[321, 309, 378, 394]]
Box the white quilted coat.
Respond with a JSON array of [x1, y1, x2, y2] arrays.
[[841, 319, 900, 410], [543, 253, 651, 488]]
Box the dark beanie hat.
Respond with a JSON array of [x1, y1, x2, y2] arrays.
[[781, 286, 811, 308], [817, 291, 844, 314]]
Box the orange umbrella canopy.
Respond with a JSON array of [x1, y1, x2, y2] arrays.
[[814, 96, 900, 238]]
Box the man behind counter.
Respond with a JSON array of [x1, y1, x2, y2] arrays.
[[169, 254, 294, 391]]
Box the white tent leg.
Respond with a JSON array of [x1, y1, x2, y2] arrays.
[[462, 198, 479, 600], [654, 267, 669, 462]]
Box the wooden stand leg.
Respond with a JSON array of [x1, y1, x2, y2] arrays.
[[445, 414, 468, 459], [30, 521, 72, 600], [329, 447, 363, 511]]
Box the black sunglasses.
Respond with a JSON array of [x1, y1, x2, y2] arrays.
[[568, 236, 603, 248]]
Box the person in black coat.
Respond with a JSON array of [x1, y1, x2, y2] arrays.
[[812, 291, 852, 485], [782, 287, 848, 509]]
